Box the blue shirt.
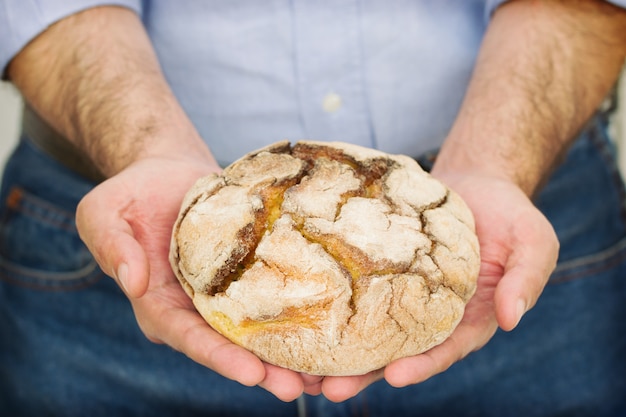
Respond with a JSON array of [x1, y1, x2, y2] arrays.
[[1, 0, 625, 166]]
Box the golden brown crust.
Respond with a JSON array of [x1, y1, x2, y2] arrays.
[[169, 141, 480, 375]]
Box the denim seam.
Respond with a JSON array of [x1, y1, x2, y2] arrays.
[[3, 186, 77, 232], [0, 254, 99, 281], [0, 266, 106, 291], [550, 236, 626, 284]]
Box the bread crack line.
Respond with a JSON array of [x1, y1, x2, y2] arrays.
[[223, 166, 441, 296], [185, 149, 458, 305], [222, 183, 454, 338]]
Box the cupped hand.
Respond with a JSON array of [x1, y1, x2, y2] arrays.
[[75, 156, 311, 402], [317, 173, 559, 402]]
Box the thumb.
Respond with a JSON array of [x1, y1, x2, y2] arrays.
[[76, 187, 150, 298], [494, 217, 558, 331], [494, 265, 542, 331]]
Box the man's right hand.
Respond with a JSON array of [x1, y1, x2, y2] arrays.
[[75, 156, 312, 402]]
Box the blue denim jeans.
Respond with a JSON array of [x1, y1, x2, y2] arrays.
[[1, 114, 625, 416]]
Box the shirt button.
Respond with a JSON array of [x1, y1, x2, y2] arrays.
[[322, 92, 342, 113]]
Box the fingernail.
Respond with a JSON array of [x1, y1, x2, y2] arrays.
[[116, 263, 129, 293]]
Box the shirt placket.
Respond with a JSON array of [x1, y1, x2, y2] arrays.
[[291, 0, 375, 148]]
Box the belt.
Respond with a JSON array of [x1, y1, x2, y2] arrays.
[[22, 105, 105, 183]]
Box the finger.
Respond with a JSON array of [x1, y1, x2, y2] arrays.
[[76, 190, 150, 298], [321, 369, 384, 403], [384, 333, 463, 388], [258, 363, 305, 402], [139, 301, 267, 387], [494, 265, 545, 331], [106, 232, 150, 298], [301, 374, 324, 396], [495, 217, 558, 331], [384, 311, 497, 388]]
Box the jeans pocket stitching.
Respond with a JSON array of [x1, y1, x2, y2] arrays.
[[0, 258, 105, 291], [0, 186, 100, 289], [550, 236, 626, 284]]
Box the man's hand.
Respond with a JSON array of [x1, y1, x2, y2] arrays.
[[382, 173, 558, 387], [315, 173, 558, 402], [7, 5, 319, 401], [75, 156, 310, 402], [318, 0, 626, 401]]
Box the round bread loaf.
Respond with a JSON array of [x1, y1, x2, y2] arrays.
[[169, 141, 480, 376]]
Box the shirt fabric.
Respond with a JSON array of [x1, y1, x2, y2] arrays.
[[1, 0, 625, 166]]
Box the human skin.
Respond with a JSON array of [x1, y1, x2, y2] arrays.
[[6, 0, 626, 403], [320, 0, 626, 400]]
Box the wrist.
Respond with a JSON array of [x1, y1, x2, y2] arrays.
[[431, 134, 547, 198]]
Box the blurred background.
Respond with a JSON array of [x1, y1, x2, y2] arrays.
[[0, 83, 21, 174], [1, 75, 626, 178]]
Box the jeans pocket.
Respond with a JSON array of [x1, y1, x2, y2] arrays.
[[0, 185, 102, 290], [535, 115, 626, 283]]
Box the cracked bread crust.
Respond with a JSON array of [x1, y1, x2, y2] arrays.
[[169, 140, 480, 376]]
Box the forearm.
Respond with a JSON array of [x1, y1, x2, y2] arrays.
[[433, 0, 626, 195], [6, 6, 217, 177]]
